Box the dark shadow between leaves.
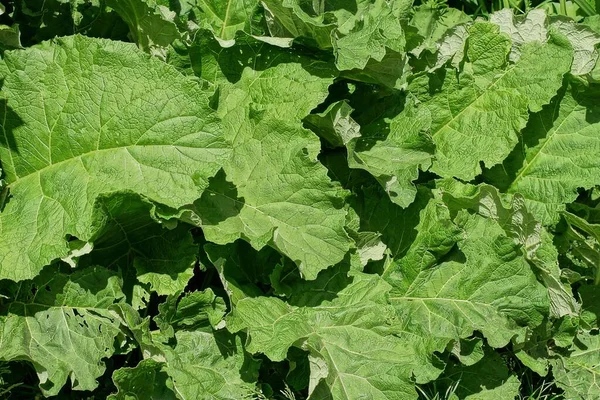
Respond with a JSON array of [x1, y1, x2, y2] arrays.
[[0, 263, 114, 317], [197, 30, 336, 85], [0, 84, 24, 211], [203, 239, 281, 301], [193, 169, 244, 226], [13, 0, 128, 46], [276, 253, 355, 308], [80, 192, 202, 301], [0, 95, 22, 157]]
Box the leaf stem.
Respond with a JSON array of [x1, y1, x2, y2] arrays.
[[477, 0, 489, 14], [560, 0, 568, 15], [572, 0, 597, 16]]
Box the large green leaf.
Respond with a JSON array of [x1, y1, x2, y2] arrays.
[[0, 36, 229, 281], [191, 58, 350, 280], [261, 0, 335, 49], [386, 199, 549, 348], [162, 330, 260, 399], [192, 0, 260, 45], [0, 266, 126, 396], [413, 22, 572, 180], [552, 331, 600, 399], [333, 0, 405, 71], [106, 0, 179, 56], [229, 272, 444, 399], [503, 84, 600, 224], [436, 180, 578, 318]]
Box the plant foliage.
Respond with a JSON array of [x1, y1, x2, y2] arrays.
[[0, 0, 599, 399]]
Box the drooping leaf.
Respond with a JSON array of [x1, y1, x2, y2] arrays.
[[304, 100, 361, 148], [161, 330, 260, 399], [436, 180, 579, 318], [0, 266, 126, 396], [0, 24, 22, 49], [504, 83, 600, 224], [261, 0, 335, 49], [333, 0, 405, 71], [192, 0, 261, 46], [155, 289, 227, 337], [204, 240, 281, 305], [229, 272, 444, 399], [348, 97, 434, 207], [109, 359, 177, 400], [81, 193, 197, 296], [430, 347, 521, 399]]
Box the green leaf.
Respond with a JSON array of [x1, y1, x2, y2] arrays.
[[552, 17, 600, 76], [505, 84, 600, 225], [552, 331, 600, 399], [0, 266, 125, 396], [82, 193, 197, 296], [110, 301, 259, 399], [432, 348, 521, 400], [304, 100, 360, 148], [109, 359, 177, 400], [204, 240, 282, 305], [106, 0, 179, 57], [261, 0, 335, 49], [436, 180, 579, 318], [162, 330, 260, 399], [386, 199, 549, 348], [348, 98, 435, 207], [0, 36, 229, 281], [333, 0, 405, 71], [156, 289, 227, 337], [229, 272, 442, 399], [450, 337, 485, 367], [192, 0, 260, 46], [416, 22, 572, 180], [410, 7, 472, 57], [560, 209, 600, 284], [580, 285, 600, 329], [0, 24, 22, 49], [191, 58, 349, 280], [12, 0, 129, 44]]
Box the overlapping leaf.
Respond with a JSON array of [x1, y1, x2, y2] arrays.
[[411, 21, 572, 180], [0, 266, 126, 396], [229, 271, 444, 399], [0, 36, 229, 281], [552, 332, 600, 399], [386, 198, 549, 348], [191, 52, 350, 280], [498, 83, 600, 224]]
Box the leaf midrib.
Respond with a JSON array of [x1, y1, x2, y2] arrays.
[[7, 142, 219, 188], [508, 100, 581, 193]]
